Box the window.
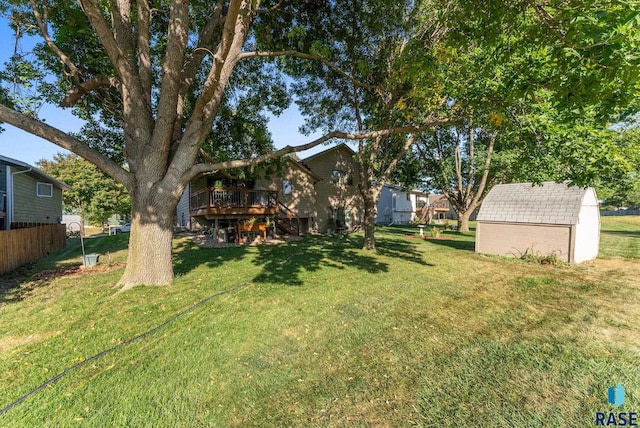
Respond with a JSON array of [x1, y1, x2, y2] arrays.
[[331, 170, 340, 183], [331, 170, 354, 186], [37, 182, 53, 197], [282, 180, 292, 195], [346, 172, 354, 186]]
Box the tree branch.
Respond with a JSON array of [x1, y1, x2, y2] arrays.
[[239, 50, 388, 95], [110, 0, 136, 62], [469, 130, 499, 209], [188, 0, 243, 121], [172, 1, 226, 144], [168, 0, 253, 183], [184, 121, 451, 182], [454, 130, 464, 199], [60, 76, 121, 107], [432, 131, 453, 197], [0, 105, 132, 187], [256, 0, 283, 14], [30, 1, 81, 78], [136, 0, 152, 106], [151, 0, 190, 154], [379, 133, 417, 184], [77, 0, 144, 103], [464, 119, 475, 203]]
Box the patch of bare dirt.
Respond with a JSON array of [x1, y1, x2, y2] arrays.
[[1, 263, 126, 303], [31, 262, 126, 280]]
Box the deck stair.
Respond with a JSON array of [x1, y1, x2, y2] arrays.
[[274, 200, 300, 236]]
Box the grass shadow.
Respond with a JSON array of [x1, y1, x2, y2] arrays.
[[379, 224, 477, 253], [251, 232, 434, 286], [422, 234, 476, 252], [251, 234, 386, 286], [172, 230, 437, 287], [375, 235, 437, 265], [172, 236, 249, 276], [602, 230, 640, 238]]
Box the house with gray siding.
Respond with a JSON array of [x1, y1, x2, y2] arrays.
[[376, 185, 427, 224], [0, 155, 71, 230]]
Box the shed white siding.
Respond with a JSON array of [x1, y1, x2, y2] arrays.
[[475, 182, 600, 263], [573, 188, 600, 263]]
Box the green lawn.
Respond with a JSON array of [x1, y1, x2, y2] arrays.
[[0, 217, 638, 426]]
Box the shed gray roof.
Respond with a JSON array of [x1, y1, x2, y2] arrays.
[[477, 182, 595, 225]]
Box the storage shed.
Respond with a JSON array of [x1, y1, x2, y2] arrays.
[[475, 182, 600, 263]]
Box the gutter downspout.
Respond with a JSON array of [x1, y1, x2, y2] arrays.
[[8, 167, 33, 230]]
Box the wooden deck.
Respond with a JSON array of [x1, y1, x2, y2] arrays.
[[190, 188, 279, 218]]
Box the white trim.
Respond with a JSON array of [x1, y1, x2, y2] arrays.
[[6, 166, 11, 229]]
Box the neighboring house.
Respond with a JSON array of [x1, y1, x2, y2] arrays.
[[475, 182, 600, 263], [175, 185, 192, 230], [300, 143, 363, 232], [427, 194, 457, 220], [376, 185, 428, 224], [177, 143, 365, 238], [0, 155, 71, 230]]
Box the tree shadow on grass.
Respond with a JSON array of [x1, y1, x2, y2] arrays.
[[164, 231, 437, 287], [602, 230, 640, 238], [375, 235, 437, 265], [376, 225, 477, 253], [251, 233, 433, 286], [171, 236, 248, 276], [423, 234, 476, 252]]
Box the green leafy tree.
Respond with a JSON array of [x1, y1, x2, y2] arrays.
[[594, 126, 640, 209], [276, 0, 450, 250], [0, 0, 637, 288], [0, 0, 406, 289], [37, 153, 130, 227], [398, 0, 639, 231]]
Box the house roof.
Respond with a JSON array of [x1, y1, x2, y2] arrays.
[[0, 155, 72, 191], [301, 143, 356, 164], [428, 194, 447, 203], [477, 182, 597, 225], [383, 183, 427, 196], [287, 157, 323, 182]]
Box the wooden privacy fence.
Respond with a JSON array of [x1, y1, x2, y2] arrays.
[[0, 224, 67, 275]]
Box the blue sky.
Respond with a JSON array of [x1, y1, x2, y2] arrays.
[[0, 17, 337, 166]]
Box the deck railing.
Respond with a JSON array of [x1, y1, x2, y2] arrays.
[[190, 187, 279, 216], [431, 201, 449, 211]]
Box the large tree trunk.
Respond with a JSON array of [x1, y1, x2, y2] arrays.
[[117, 189, 178, 290], [362, 187, 380, 251], [456, 209, 472, 233]]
